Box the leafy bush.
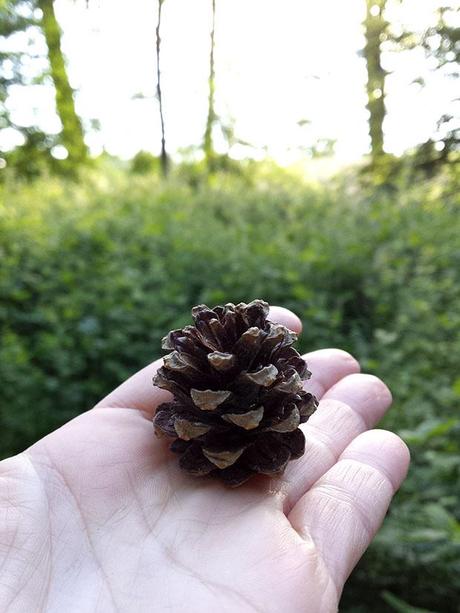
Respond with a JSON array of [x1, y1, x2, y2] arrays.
[[0, 163, 459, 610], [130, 151, 161, 175]]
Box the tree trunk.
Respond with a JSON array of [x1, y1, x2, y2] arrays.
[[363, 0, 387, 162], [38, 0, 88, 167], [156, 0, 168, 176], [203, 0, 216, 170]]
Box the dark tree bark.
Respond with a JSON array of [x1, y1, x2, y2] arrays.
[[203, 0, 216, 169], [363, 0, 388, 162], [38, 0, 88, 168], [156, 0, 168, 176]]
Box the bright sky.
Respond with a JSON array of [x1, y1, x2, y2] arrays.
[[4, 0, 458, 164]]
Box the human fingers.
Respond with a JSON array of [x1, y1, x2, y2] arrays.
[[281, 373, 392, 511], [301, 349, 360, 399], [288, 429, 410, 594]]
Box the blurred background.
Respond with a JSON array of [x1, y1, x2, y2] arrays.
[[0, 0, 459, 610]]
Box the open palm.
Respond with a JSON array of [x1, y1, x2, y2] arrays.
[[0, 307, 409, 613]]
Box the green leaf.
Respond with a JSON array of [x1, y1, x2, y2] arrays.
[[381, 591, 436, 613], [399, 418, 459, 445], [452, 377, 460, 397]]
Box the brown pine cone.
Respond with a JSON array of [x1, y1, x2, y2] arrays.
[[153, 300, 318, 487]]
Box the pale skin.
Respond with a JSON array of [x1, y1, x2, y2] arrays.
[[0, 307, 410, 613]]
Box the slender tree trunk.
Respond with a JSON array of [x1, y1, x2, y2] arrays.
[[203, 0, 216, 170], [38, 0, 88, 168], [156, 0, 168, 176], [363, 0, 387, 162]]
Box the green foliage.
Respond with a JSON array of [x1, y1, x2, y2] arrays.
[[0, 164, 459, 610], [381, 591, 436, 613], [130, 150, 161, 175]]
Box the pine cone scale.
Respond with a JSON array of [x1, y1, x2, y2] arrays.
[[174, 418, 212, 441], [268, 407, 301, 433], [244, 364, 278, 386], [179, 443, 215, 475], [207, 351, 236, 371], [222, 406, 265, 430], [282, 429, 306, 458], [243, 433, 292, 475], [232, 327, 267, 370], [202, 447, 245, 469], [190, 388, 231, 411]]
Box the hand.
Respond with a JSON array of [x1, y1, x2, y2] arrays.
[[0, 307, 409, 613]]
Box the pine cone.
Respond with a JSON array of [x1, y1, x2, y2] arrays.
[[153, 300, 318, 487]]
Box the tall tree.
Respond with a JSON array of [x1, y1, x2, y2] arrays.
[[155, 0, 168, 176], [389, 1, 459, 171], [203, 0, 216, 169], [0, 0, 56, 177], [0, 2, 33, 143], [37, 0, 87, 167], [362, 0, 388, 162], [418, 4, 459, 166]]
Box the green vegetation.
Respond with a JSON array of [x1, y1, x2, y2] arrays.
[[0, 162, 459, 610]]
